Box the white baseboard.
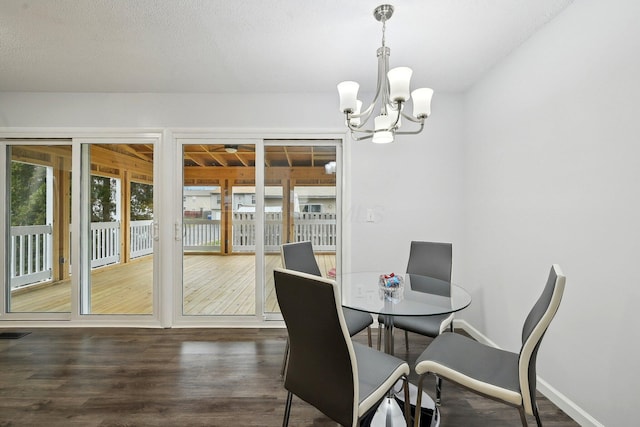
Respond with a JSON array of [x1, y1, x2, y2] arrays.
[[453, 319, 604, 427]]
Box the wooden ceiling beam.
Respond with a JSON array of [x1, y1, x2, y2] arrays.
[[184, 166, 335, 183], [200, 145, 228, 166]]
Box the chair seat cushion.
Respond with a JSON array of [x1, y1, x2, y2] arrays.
[[381, 313, 452, 337], [343, 308, 373, 336], [414, 332, 522, 406], [353, 342, 409, 416]]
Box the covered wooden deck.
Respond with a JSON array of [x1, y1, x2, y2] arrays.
[[10, 253, 336, 316]]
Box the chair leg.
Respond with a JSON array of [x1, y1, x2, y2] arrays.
[[280, 338, 289, 377], [517, 406, 529, 427], [414, 375, 427, 427], [283, 391, 293, 427], [533, 402, 542, 427], [404, 330, 409, 352], [435, 375, 442, 406], [403, 377, 411, 427], [367, 326, 372, 347], [377, 323, 382, 350]]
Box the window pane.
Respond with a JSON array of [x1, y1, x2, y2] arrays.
[[6, 145, 72, 313], [182, 143, 256, 316], [263, 143, 338, 315], [81, 144, 155, 315]]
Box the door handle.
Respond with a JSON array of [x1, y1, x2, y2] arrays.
[[174, 221, 182, 241]]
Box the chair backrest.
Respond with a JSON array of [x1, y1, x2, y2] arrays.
[[281, 241, 322, 276], [518, 264, 566, 416], [274, 268, 358, 426], [406, 241, 452, 296]]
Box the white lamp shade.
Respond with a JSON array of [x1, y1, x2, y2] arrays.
[[373, 115, 394, 143], [374, 114, 392, 131], [387, 105, 402, 127], [337, 81, 360, 113], [349, 100, 363, 126], [411, 88, 434, 118], [372, 130, 394, 144], [388, 67, 413, 102]]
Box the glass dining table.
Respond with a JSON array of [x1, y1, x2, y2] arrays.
[[340, 272, 472, 353], [338, 271, 472, 426]]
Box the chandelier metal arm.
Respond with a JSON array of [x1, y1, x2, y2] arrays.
[[395, 121, 425, 135], [346, 98, 376, 127], [346, 45, 389, 132], [350, 132, 374, 141], [345, 112, 376, 133], [400, 110, 427, 124]]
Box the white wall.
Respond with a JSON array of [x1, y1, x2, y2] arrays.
[[0, 92, 339, 128], [346, 94, 466, 274], [462, 1, 640, 426]]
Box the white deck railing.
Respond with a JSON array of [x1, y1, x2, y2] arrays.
[[233, 212, 283, 252], [90, 221, 120, 268], [130, 220, 154, 259], [294, 213, 337, 250], [9, 221, 150, 290], [183, 219, 222, 251], [9, 214, 335, 289], [9, 224, 53, 288]]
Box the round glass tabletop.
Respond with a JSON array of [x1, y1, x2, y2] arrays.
[[339, 271, 471, 316]]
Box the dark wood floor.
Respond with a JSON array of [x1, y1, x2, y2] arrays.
[[0, 327, 578, 426]]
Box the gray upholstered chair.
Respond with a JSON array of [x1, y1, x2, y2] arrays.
[[274, 268, 410, 427], [378, 241, 454, 352], [412, 264, 566, 427], [280, 241, 373, 374]]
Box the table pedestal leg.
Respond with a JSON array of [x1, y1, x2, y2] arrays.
[[369, 396, 406, 426], [384, 322, 395, 355]]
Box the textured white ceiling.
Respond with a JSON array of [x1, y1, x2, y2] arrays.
[[0, 0, 574, 93]]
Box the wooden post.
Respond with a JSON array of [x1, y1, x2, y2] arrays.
[[282, 178, 292, 243], [222, 179, 231, 254], [54, 155, 72, 281], [122, 170, 130, 264]]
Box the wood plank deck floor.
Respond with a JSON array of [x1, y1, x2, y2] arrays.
[[10, 254, 336, 316], [0, 327, 579, 426]]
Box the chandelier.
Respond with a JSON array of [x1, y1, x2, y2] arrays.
[[337, 4, 433, 144]]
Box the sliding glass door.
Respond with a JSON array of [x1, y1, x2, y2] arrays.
[[178, 138, 341, 321], [3, 139, 158, 318]]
